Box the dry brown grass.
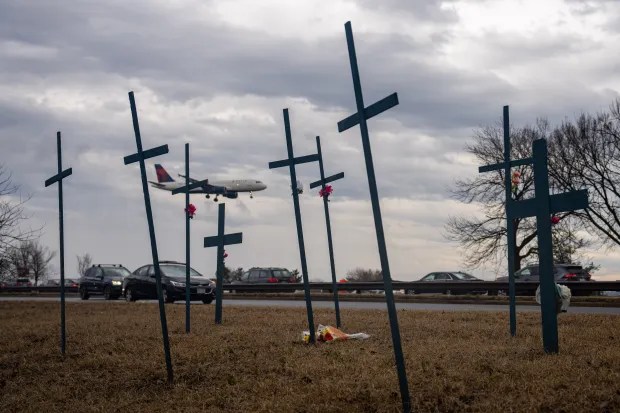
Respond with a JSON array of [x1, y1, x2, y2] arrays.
[[0, 302, 618, 412]]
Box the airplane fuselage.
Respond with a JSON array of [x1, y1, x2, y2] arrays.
[[150, 179, 267, 194]]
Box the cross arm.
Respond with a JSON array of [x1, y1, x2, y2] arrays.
[[268, 154, 319, 169], [337, 93, 399, 133], [204, 232, 243, 248], [478, 157, 533, 174], [309, 172, 345, 189], [509, 189, 588, 219], [123, 144, 169, 165], [45, 168, 73, 187], [171, 179, 209, 195]]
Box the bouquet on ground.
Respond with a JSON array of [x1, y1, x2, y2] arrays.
[[302, 324, 370, 344]]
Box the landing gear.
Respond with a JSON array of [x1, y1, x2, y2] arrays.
[[250, 191, 254, 199], [205, 194, 210, 199], [213, 196, 219, 202]]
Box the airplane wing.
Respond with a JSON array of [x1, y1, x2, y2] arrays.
[[176, 174, 230, 195], [178, 173, 200, 184]]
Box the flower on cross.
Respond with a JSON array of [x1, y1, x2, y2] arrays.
[[319, 185, 333, 200], [185, 203, 196, 219]]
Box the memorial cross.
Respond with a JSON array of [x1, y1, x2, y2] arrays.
[[204, 203, 242, 324], [336, 21, 410, 412], [309, 136, 344, 327], [44, 131, 73, 356], [122, 91, 173, 383], [268, 109, 319, 344]]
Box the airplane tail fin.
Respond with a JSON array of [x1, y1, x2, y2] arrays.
[[154, 164, 175, 183]]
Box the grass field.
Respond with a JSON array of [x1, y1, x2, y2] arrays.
[[0, 302, 618, 412]]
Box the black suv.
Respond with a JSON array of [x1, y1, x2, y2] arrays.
[[230, 267, 296, 292], [495, 264, 591, 295], [122, 261, 215, 304], [79, 264, 131, 300]]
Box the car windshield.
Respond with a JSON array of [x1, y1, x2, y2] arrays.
[[104, 268, 131, 278], [160, 264, 203, 278], [451, 272, 477, 280]]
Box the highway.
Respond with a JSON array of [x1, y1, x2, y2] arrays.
[[1, 296, 619, 315]]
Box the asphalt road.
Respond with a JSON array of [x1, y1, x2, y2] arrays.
[[1, 296, 619, 315]]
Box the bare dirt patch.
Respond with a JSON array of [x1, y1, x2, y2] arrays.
[[0, 302, 618, 412]]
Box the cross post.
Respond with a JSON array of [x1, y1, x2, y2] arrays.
[[511, 139, 587, 353], [123, 91, 173, 383], [337, 21, 410, 412], [309, 136, 344, 328], [170, 143, 209, 334], [44, 131, 73, 356], [204, 203, 242, 324], [477, 106, 531, 337], [268, 109, 319, 344]]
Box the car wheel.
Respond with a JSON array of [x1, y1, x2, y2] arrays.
[[79, 286, 90, 300], [125, 287, 136, 302], [202, 297, 213, 304], [104, 286, 112, 300], [163, 288, 175, 304]]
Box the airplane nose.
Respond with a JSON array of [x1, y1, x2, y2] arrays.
[[260, 183, 267, 190]]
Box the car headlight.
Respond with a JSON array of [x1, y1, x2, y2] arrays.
[[112, 280, 122, 286], [170, 280, 185, 287]]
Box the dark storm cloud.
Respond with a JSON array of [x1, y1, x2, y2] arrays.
[[356, 0, 458, 22], [0, 0, 511, 138]]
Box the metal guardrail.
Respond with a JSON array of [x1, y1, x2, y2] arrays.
[[0, 281, 619, 295]]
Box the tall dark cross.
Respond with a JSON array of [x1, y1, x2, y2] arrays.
[[337, 21, 410, 412], [44, 131, 73, 356], [268, 108, 319, 344], [123, 91, 173, 383], [478, 106, 532, 337], [204, 203, 242, 324], [171, 143, 209, 333], [507, 138, 587, 353], [309, 136, 345, 328]]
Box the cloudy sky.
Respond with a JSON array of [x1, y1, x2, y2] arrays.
[[2, 0, 620, 282]]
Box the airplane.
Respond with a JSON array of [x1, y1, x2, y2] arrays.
[[149, 164, 267, 202]]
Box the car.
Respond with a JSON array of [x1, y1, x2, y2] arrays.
[[494, 263, 591, 295], [45, 279, 60, 286], [79, 264, 131, 300], [15, 277, 32, 287], [65, 278, 79, 288], [230, 267, 297, 292], [404, 271, 487, 295], [122, 261, 215, 304]]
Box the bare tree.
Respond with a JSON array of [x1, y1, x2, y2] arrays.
[[445, 119, 592, 270], [345, 267, 382, 282], [4, 241, 56, 285], [77, 253, 93, 276], [549, 101, 620, 248], [290, 269, 302, 283], [0, 165, 38, 258]]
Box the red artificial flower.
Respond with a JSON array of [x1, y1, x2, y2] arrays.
[[223, 250, 228, 259], [319, 185, 334, 199], [551, 215, 561, 225], [185, 203, 197, 219]]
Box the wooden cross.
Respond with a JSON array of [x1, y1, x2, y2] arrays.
[[204, 203, 242, 325], [337, 21, 410, 412], [122, 91, 173, 383], [309, 135, 344, 328], [171, 143, 209, 334], [268, 108, 319, 344], [477, 106, 531, 337], [486, 137, 588, 353], [44, 131, 73, 356]]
